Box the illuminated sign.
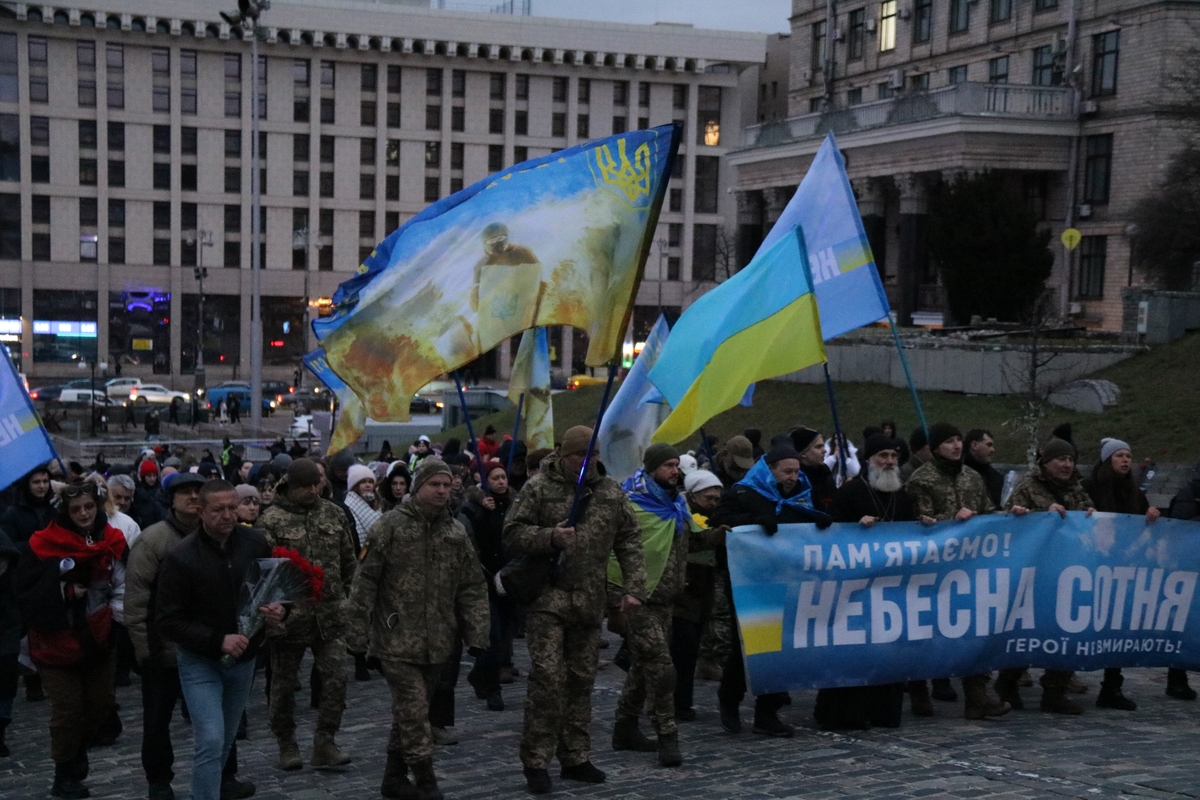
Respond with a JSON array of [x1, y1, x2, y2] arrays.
[[32, 321, 98, 338], [0, 320, 21, 335], [132, 338, 154, 351]]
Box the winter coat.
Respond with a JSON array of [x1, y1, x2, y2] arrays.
[[829, 476, 916, 524], [1169, 469, 1200, 520], [0, 477, 53, 545], [964, 453, 1005, 508], [125, 511, 196, 666], [802, 462, 839, 514], [1006, 465, 1092, 513], [461, 486, 512, 577], [0, 527, 20, 655], [131, 483, 167, 530], [906, 456, 995, 520]]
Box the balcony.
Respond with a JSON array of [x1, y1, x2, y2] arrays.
[[742, 83, 1075, 149]]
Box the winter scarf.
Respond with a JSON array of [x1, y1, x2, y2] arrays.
[[736, 456, 814, 514]]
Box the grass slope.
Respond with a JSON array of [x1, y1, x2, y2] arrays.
[[438, 333, 1200, 465]]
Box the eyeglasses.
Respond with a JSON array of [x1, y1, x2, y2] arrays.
[[60, 483, 100, 499]]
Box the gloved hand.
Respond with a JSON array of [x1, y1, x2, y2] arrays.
[[467, 646, 487, 659], [811, 510, 834, 530], [757, 516, 779, 535]]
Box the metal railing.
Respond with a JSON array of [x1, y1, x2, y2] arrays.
[[743, 83, 1075, 148]]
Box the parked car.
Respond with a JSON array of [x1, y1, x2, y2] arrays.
[[206, 384, 275, 415], [129, 383, 189, 404], [409, 395, 435, 415], [262, 380, 294, 406], [59, 388, 112, 405], [29, 384, 64, 402], [104, 377, 143, 400]]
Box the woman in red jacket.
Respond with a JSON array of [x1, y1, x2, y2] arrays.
[[14, 482, 126, 800]]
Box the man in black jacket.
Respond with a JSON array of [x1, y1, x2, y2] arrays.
[[711, 446, 831, 739], [0, 465, 53, 702], [791, 427, 838, 513], [156, 481, 286, 800], [963, 429, 1004, 508]]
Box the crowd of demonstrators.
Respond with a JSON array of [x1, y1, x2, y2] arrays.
[[0, 417, 1197, 800]]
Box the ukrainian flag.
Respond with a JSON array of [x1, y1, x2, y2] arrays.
[[733, 584, 787, 656], [647, 226, 826, 444]]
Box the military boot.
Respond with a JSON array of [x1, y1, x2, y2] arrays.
[[657, 732, 682, 767], [310, 733, 352, 768], [1097, 670, 1137, 710], [50, 762, 89, 799], [993, 672, 1024, 711], [409, 758, 444, 800], [962, 676, 1011, 720], [930, 678, 958, 702], [611, 717, 658, 752], [1166, 668, 1197, 700], [1040, 688, 1083, 715], [908, 681, 934, 717], [0, 717, 9, 758], [380, 752, 417, 799], [277, 738, 303, 771]]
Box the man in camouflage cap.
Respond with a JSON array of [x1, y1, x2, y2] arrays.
[[257, 458, 359, 771], [504, 425, 647, 795], [346, 457, 489, 800]]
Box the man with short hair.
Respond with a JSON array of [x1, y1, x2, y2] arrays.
[[712, 446, 832, 738], [505, 426, 647, 795], [107, 474, 137, 518], [712, 435, 754, 489], [155, 481, 286, 800], [346, 458, 489, 800], [258, 458, 358, 771], [964, 429, 1004, 507], [790, 427, 837, 513], [906, 422, 1010, 721]]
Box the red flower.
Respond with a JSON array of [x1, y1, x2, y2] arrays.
[[270, 546, 326, 603]]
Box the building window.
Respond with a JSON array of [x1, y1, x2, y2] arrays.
[[451, 106, 465, 132], [516, 110, 529, 135], [181, 164, 197, 191], [909, 0, 932, 44], [154, 163, 171, 190], [1032, 45, 1063, 86], [106, 44, 124, 109], [988, 56, 1010, 83], [387, 102, 401, 127], [490, 72, 506, 100], [224, 130, 240, 158], [426, 105, 442, 130], [321, 98, 335, 124], [32, 195, 50, 224], [448, 69, 465, 99], [152, 48, 170, 112], [613, 80, 628, 106], [386, 139, 400, 166], [31, 290, 99, 363], [514, 146, 528, 164], [949, 0, 970, 33], [552, 113, 566, 137], [153, 239, 171, 266], [387, 64, 401, 94], [28, 37, 48, 103], [321, 60, 335, 88], [225, 167, 241, 193], [153, 125, 171, 154], [667, 222, 682, 247], [224, 241, 241, 267], [989, 0, 1013, 23], [293, 171, 309, 196], [693, 224, 717, 282], [79, 119, 98, 149], [516, 74, 529, 100], [108, 160, 125, 187], [877, 82, 895, 100], [359, 174, 374, 200], [425, 141, 441, 167], [1034, 0, 1058, 9], [669, 187, 682, 212], [879, 1, 898, 51], [319, 171, 334, 198], [224, 205, 240, 233], [450, 142, 464, 170], [108, 238, 124, 264], [320, 135, 334, 163], [360, 138, 376, 166], [847, 87, 863, 105], [0, 194, 18, 258], [108, 121, 125, 152], [948, 65, 968, 84], [386, 174, 399, 200], [672, 84, 687, 110], [79, 159, 98, 186], [0, 116, 17, 181], [31, 155, 50, 183], [809, 97, 824, 113], [77, 42, 96, 107], [1092, 31, 1120, 96], [361, 63, 377, 92], [180, 50, 197, 115], [1076, 236, 1106, 299], [488, 145, 503, 172], [0, 32, 18, 103], [638, 116, 649, 130], [361, 101, 377, 126], [318, 208, 333, 237], [612, 115, 626, 134], [812, 21, 827, 72], [694, 156, 719, 214], [576, 114, 589, 138], [181, 127, 198, 156], [553, 77, 568, 103], [1083, 133, 1113, 204], [424, 176, 440, 202], [426, 68, 443, 96], [79, 197, 98, 227], [490, 108, 505, 134], [697, 86, 721, 146], [848, 9, 867, 59]]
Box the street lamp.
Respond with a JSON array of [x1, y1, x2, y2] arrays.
[[223, 0, 269, 432], [79, 357, 109, 437], [185, 229, 213, 394]]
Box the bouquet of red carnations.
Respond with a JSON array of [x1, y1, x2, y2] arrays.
[[221, 546, 324, 666]]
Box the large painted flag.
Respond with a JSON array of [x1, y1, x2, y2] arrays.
[[598, 314, 670, 482], [508, 328, 553, 451], [647, 228, 827, 444], [757, 131, 890, 340], [311, 124, 681, 449], [302, 349, 362, 452], [0, 347, 58, 490]]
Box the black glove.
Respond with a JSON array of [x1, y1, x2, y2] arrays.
[[758, 515, 779, 535], [812, 510, 834, 530], [467, 646, 487, 659]]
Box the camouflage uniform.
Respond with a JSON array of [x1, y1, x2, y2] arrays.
[[257, 479, 359, 743], [345, 501, 488, 763], [697, 571, 732, 671], [503, 453, 647, 770], [905, 458, 996, 520]]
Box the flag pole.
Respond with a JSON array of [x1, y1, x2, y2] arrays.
[[886, 315, 929, 440], [821, 363, 849, 484], [452, 370, 480, 461], [506, 393, 524, 474], [566, 362, 618, 527], [698, 426, 717, 470]]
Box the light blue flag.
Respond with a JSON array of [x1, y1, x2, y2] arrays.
[[756, 131, 891, 340], [0, 347, 59, 491], [598, 315, 670, 482]]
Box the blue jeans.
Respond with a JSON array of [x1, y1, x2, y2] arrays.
[[176, 648, 255, 800]]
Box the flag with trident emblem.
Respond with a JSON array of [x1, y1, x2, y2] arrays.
[[309, 124, 680, 450]]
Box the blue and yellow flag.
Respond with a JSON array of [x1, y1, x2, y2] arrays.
[[311, 125, 680, 449], [647, 227, 826, 444], [507, 328, 553, 452], [0, 346, 58, 491], [302, 349, 363, 452]]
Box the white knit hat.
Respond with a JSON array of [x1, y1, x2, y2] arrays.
[[678, 453, 698, 476], [684, 469, 723, 495], [347, 463, 376, 490]]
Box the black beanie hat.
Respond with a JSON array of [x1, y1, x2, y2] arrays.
[[643, 443, 680, 473], [1038, 438, 1075, 466], [790, 427, 821, 454], [862, 434, 899, 461], [765, 446, 802, 465], [928, 422, 962, 452]]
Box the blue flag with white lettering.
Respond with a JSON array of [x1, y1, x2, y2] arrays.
[[0, 347, 58, 491]]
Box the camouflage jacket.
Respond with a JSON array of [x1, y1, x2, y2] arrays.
[[906, 457, 996, 520], [504, 452, 647, 617], [257, 479, 359, 642], [345, 500, 489, 664], [1006, 465, 1093, 512]]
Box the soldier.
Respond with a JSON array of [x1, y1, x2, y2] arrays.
[[905, 422, 1010, 720], [346, 457, 489, 800], [994, 438, 1091, 714], [257, 458, 359, 771], [609, 444, 722, 768], [504, 426, 647, 796]]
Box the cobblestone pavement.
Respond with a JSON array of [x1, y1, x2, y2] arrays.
[[3, 632, 1199, 799]]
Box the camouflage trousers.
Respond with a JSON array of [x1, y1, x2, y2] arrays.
[[520, 608, 602, 770], [379, 660, 442, 763], [616, 603, 677, 735], [268, 636, 347, 740], [698, 571, 732, 666]]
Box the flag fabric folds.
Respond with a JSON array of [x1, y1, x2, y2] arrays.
[[310, 124, 680, 448], [302, 349, 362, 454], [0, 348, 58, 491], [508, 328, 554, 451], [647, 228, 827, 444], [756, 132, 891, 341], [597, 314, 670, 482]]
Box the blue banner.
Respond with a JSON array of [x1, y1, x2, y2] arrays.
[[728, 512, 1200, 695], [0, 346, 58, 491]]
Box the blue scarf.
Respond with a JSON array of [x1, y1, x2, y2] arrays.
[[623, 469, 691, 536], [736, 457, 815, 514]]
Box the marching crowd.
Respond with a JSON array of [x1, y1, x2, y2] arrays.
[[1, 419, 1198, 800]]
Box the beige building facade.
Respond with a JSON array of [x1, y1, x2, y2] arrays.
[[0, 0, 764, 386], [730, 0, 1199, 331]]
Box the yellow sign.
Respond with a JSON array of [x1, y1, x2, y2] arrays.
[[1061, 228, 1082, 251], [132, 338, 153, 351]]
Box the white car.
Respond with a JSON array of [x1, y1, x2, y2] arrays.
[[105, 377, 143, 400], [59, 388, 111, 405], [129, 384, 189, 404]]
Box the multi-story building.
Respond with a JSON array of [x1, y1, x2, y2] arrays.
[[0, 0, 763, 387], [731, 0, 1199, 331]]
